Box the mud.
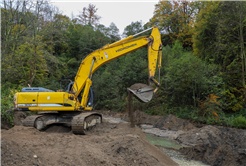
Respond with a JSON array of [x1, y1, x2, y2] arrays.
[[154, 114, 197, 131], [1, 111, 27, 130], [102, 111, 246, 166], [13, 111, 27, 126], [176, 125, 246, 166], [3, 110, 246, 166], [103, 110, 195, 131], [1, 122, 178, 166], [44, 124, 71, 133], [1, 120, 11, 130], [129, 83, 149, 90]]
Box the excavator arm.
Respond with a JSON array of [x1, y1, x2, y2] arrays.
[[72, 25, 162, 110]]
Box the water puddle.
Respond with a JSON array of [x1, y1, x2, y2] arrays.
[[146, 134, 210, 166], [146, 134, 183, 150]]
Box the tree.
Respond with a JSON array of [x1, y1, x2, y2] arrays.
[[1, 0, 50, 86], [148, 0, 201, 47], [77, 3, 101, 26], [160, 41, 222, 108], [217, 1, 246, 105], [123, 21, 144, 37], [192, 1, 246, 111], [108, 22, 120, 42]]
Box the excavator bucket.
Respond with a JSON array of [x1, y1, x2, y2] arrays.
[[127, 83, 154, 103]]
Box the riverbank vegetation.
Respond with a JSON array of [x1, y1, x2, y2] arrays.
[[1, 1, 246, 128]]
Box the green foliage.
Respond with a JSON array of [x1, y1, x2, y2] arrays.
[[148, 1, 200, 47], [1, 1, 246, 129], [192, 1, 246, 111], [123, 21, 144, 37], [232, 115, 246, 129], [1, 84, 23, 126], [160, 41, 222, 107]]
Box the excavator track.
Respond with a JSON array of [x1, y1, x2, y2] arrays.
[[22, 112, 102, 134], [71, 112, 102, 135], [22, 115, 43, 127]]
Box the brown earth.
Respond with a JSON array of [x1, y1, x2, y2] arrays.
[[176, 125, 246, 166], [101, 110, 196, 131], [3, 110, 246, 166], [101, 111, 246, 166], [12, 111, 27, 126], [128, 83, 149, 90], [1, 121, 179, 166], [153, 114, 197, 131]]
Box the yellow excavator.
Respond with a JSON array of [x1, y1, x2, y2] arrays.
[[13, 25, 162, 134]]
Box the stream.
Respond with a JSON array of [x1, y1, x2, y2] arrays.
[[146, 134, 210, 166], [104, 116, 210, 166]]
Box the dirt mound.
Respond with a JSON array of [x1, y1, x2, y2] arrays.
[[102, 111, 196, 131], [153, 114, 197, 131], [1, 122, 179, 166], [13, 111, 27, 126], [43, 124, 71, 133], [111, 110, 160, 126], [1, 111, 27, 129], [1, 137, 47, 166], [176, 125, 246, 166], [129, 83, 149, 90], [1, 120, 11, 130], [176, 125, 220, 146]]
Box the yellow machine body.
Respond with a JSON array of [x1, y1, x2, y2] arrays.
[[14, 26, 162, 112]]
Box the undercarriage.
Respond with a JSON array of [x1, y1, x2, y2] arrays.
[[22, 112, 102, 135]]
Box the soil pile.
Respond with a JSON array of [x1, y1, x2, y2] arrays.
[[103, 111, 196, 131], [128, 83, 149, 90], [1, 111, 27, 130], [1, 120, 11, 130], [12, 111, 27, 126], [101, 110, 160, 126], [154, 114, 197, 131], [176, 125, 246, 166], [1, 128, 48, 166], [1, 122, 179, 166]]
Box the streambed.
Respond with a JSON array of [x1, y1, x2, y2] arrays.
[[146, 134, 210, 166], [103, 115, 210, 166]]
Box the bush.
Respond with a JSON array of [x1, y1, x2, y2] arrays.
[[1, 84, 23, 126], [232, 115, 246, 129]]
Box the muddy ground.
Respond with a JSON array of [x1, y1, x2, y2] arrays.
[[177, 125, 246, 166], [2, 110, 246, 166], [1, 112, 178, 166], [100, 110, 246, 166]]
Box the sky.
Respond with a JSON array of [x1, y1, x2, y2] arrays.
[[51, 0, 159, 36]]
